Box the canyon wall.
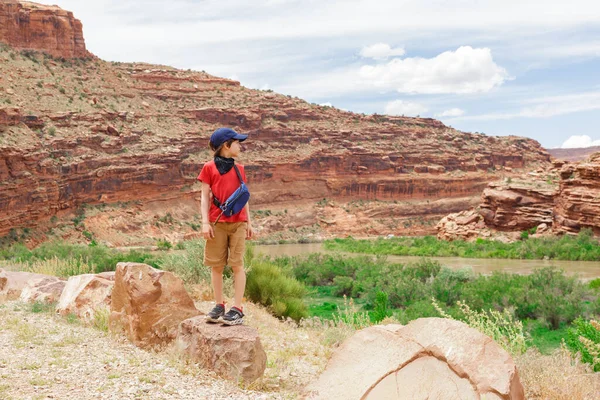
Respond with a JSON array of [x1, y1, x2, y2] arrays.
[[0, 0, 89, 59]]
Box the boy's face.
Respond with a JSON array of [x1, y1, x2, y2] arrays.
[[225, 140, 241, 157]]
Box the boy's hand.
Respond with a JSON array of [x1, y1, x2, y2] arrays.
[[246, 223, 253, 240], [202, 223, 214, 240]]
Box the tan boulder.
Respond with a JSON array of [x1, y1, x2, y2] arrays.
[[96, 271, 116, 281], [307, 318, 525, 400], [19, 276, 66, 304], [0, 269, 59, 301], [177, 316, 267, 383], [109, 262, 201, 348], [56, 274, 114, 321]]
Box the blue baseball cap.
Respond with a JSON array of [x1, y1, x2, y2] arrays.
[[210, 127, 248, 148]]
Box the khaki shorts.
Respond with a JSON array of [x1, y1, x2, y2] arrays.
[[204, 222, 247, 268]]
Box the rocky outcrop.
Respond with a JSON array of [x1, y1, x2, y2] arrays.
[[19, 275, 65, 303], [479, 180, 557, 231], [109, 262, 201, 348], [56, 273, 113, 321], [555, 153, 600, 235], [307, 319, 525, 400], [0, 1, 89, 59], [439, 155, 600, 239], [177, 316, 267, 383]]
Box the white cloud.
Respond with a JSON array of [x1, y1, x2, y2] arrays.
[[561, 135, 600, 148], [448, 91, 600, 121], [359, 43, 405, 60], [279, 46, 509, 98], [359, 46, 509, 94], [384, 100, 428, 117], [319, 102, 332, 107], [436, 108, 465, 117]]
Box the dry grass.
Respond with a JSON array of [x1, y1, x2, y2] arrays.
[[517, 346, 600, 399]]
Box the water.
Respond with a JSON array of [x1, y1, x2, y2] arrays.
[[254, 242, 600, 279]]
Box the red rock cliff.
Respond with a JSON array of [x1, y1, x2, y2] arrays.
[[0, 0, 89, 59]]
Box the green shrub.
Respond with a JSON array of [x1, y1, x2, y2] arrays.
[[371, 291, 391, 323], [246, 260, 308, 321], [159, 240, 208, 284], [589, 278, 600, 290], [566, 318, 600, 371], [156, 239, 172, 250], [527, 267, 588, 329], [323, 230, 600, 261]]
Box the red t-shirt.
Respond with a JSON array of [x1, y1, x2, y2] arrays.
[[198, 161, 248, 223]]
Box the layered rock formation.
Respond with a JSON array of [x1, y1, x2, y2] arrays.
[[439, 155, 600, 240], [0, 1, 89, 59], [0, 2, 551, 244], [555, 154, 600, 235]]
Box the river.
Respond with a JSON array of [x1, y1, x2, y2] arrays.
[[254, 242, 600, 279]]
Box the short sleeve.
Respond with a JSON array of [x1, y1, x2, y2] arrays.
[[198, 164, 212, 185]]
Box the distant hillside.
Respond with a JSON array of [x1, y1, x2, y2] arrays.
[[547, 147, 600, 162]]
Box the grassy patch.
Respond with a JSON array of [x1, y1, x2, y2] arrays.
[[526, 321, 569, 354], [324, 229, 600, 261]]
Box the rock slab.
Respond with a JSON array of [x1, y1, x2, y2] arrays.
[[307, 318, 525, 400], [56, 274, 114, 321], [0, 269, 58, 301], [177, 316, 267, 383], [19, 276, 65, 304], [109, 262, 201, 348]]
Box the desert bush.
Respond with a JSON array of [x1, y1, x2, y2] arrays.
[[0, 241, 159, 274], [516, 346, 600, 399], [246, 260, 308, 321], [159, 240, 208, 284], [566, 318, 600, 371], [434, 299, 529, 356], [527, 267, 589, 329]]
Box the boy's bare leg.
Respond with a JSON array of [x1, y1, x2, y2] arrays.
[[231, 265, 246, 308], [211, 266, 225, 304]]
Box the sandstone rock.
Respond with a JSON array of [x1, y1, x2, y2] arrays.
[[0, 107, 21, 126], [436, 209, 488, 241], [177, 316, 267, 383], [19, 276, 65, 304], [109, 262, 201, 348], [555, 153, 600, 234], [307, 319, 524, 400], [0, 269, 58, 301], [56, 274, 114, 321], [0, 1, 89, 59], [97, 271, 116, 281]]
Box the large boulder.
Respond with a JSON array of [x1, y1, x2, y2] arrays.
[[0, 269, 59, 301], [307, 318, 525, 400], [19, 276, 65, 304], [177, 316, 267, 383], [109, 262, 201, 348], [56, 274, 114, 321]]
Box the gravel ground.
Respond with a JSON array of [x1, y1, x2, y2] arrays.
[[0, 301, 290, 400]]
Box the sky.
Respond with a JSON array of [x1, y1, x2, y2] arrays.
[[37, 0, 600, 149]]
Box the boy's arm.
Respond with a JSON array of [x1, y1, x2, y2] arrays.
[[201, 182, 214, 239], [245, 202, 253, 239]]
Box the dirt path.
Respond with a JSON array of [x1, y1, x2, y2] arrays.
[[0, 301, 283, 400]]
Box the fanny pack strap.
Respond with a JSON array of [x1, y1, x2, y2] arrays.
[[212, 165, 244, 226]]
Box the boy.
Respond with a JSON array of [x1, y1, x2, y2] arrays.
[[198, 127, 253, 325]]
